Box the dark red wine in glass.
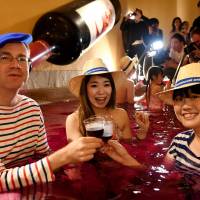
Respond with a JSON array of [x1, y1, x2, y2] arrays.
[[86, 128, 104, 138], [102, 120, 113, 142]]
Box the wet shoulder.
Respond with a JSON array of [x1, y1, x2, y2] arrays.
[[112, 107, 128, 117]]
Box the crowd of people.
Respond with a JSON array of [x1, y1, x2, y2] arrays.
[[119, 2, 200, 111]]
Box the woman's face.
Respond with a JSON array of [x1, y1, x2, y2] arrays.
[[174, 91, 200, 130], [152, 73, 163, 85], [87, 75, 112, 109], [170, 38, 184, 52], [174, 19, 181, 29]]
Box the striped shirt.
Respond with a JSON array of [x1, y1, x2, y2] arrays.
[[168, 130, 200, 182], [0, 95, 54, 192]]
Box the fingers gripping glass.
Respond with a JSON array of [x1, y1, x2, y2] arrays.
[[0, 53, 31, 66]]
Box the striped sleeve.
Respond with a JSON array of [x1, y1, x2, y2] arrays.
[[35, 109, 50, 155], [0, 157, 55, 192]]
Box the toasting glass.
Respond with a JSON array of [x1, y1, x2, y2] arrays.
[[83, 116, 104, 138]]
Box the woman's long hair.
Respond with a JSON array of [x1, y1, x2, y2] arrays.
[[171, 17, 182, 32], [78, 73, 116, 136]]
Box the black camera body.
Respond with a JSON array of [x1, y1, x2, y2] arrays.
[[184, 42, 198, 54], [184, 42, 200, 62]]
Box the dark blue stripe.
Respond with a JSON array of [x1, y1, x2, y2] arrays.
[[176, 77, 200, 87], [0, 124, 40, 137], [41, 160, 48, 182], [0, 104, 39, 115], [29, 164, 36, 185], [5, 170, 10, 191], [0, 135, 37, 149], [174, 146, 200, 168], [17, 168, 23, 188], [0, 114, 40, 126], [84, 67, 109, 75]]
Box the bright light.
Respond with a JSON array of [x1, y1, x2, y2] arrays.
[[147, 50, 156, 57], [151, 41, 163, 50]]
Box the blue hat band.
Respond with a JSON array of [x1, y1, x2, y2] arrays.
[[176, 77, 200, 87], [84, 67, 109, 75]]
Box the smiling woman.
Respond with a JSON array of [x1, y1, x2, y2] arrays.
[[162, 63, 200, 186], [65, 58, 135, 142], [65, 58, 149, 146]]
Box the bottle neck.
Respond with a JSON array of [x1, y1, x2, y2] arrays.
[[29, 40, 55, 67]]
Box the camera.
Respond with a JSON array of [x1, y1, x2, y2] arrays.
[[184, 42, 200, 62], [184, 42, 198, 54]]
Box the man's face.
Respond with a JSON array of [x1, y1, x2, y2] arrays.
[[191, 33, 200, 48], [0, 43, 30, 91]]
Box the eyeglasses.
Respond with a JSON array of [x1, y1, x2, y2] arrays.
[[0, 53, 31, 66]]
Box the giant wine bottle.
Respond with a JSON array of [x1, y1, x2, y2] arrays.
[[31, 0, 121, 66]]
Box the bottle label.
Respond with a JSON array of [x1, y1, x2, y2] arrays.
[[76, 0, 115, 45]]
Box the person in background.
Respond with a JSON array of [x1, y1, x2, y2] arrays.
[[169, 17, 182, 39], [145, 66, 166, 111], [187, 27, 200, 63], [0, 33, 102, 192], [189, 0, 200, 33], [180, 21, 190, 44], [147, 18, 163, 44], [66, 58, 149, 143], [163, 33, 186, 81], [120, 8, 149, 64], [116, 55, 136, 104]]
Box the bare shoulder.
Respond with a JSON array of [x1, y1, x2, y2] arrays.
[[66, 111, 79, 123], [114, 107, 128, 116]]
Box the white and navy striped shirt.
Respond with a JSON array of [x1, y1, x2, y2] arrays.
[[168, 129, 200, 182], [0, 95, 54, 192]]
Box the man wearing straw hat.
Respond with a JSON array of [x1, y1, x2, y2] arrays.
[[0, 33, 102, 192], [104, 63, 200, 183]]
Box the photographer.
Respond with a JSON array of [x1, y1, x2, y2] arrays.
[[120, 8, 149, 60], [186, 27, 200, 63]]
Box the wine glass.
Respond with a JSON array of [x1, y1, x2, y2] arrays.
[[83, 116, 104, 138], [102, 120, 113, 142]]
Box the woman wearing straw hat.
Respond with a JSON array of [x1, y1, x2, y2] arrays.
[[162, 63, 200, 182], [104, 63, 200, 181], [116, 55, 136, 104], [66, 58, 149, 143]]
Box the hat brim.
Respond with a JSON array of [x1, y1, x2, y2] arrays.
[[157, 82, 200, 105], [158, 82, 200, 94], [68, 71, 124, 97]]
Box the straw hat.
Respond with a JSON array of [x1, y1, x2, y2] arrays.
[[68, 58, 123, 97], [119, 55, 137, 76], [160, 63, 200, 94]]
